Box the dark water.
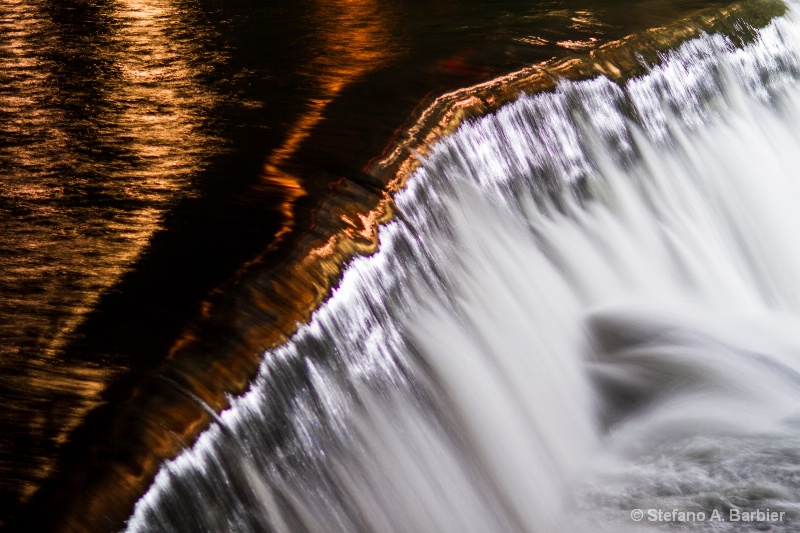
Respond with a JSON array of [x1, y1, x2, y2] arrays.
[[0, 0, 756, 530]]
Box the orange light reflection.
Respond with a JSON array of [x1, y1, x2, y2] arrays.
[[1, 0, 223, 507], [262, 0, 400, 244]]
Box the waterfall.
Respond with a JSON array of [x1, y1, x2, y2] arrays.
[[127, 4, 800, 532]]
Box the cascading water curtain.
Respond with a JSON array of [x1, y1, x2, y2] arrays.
[[128, 4, 800, 532]]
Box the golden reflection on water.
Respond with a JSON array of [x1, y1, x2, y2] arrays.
[[262, 0, 400, 244], [0, 0, 222, 509], [513, 8, 614, 53], [113, 0, 218, 187]]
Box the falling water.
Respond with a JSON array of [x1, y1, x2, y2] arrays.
[[127, 4, 800, 532]]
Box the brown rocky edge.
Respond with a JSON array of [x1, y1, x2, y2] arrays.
[[16, 1, 784, 532]]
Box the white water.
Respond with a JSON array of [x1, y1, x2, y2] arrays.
[[128, 5, 800, 532]]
